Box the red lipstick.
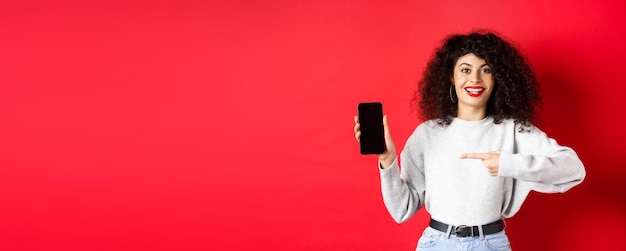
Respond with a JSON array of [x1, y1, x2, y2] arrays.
[[464, 86, 485, 97]]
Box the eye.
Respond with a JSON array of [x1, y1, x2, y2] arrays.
[[461, 68, 470, 73], [481, 68, 491, 74]]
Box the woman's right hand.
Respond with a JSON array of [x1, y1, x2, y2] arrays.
[[354, 115, 397, 169]]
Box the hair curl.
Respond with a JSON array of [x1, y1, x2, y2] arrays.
[[411, 31, 542, 130]]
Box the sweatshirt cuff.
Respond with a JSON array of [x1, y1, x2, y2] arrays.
[[498, 151, 517, 177], [379, 157, 400, 178]]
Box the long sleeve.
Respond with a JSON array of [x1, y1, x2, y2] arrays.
[[377, 118, 585, 225], [379, 129, 426, 224], [498, 126, 586, 193]]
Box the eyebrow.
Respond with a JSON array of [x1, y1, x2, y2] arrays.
[[460, 62, 490, 68]]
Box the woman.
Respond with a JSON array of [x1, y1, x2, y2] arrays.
[[353, 31, 585, 250]]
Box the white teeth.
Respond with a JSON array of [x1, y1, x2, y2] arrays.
[[465, 88, 484, 92]]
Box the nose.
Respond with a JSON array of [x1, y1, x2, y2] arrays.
[[470, 72, 482, 83]]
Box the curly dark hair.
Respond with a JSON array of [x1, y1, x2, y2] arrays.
[[411, 31, 542, 130]]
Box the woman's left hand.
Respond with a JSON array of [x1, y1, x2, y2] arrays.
[[460, 151, 501, 176]]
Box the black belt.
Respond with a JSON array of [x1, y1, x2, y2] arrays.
[[429, 218, 505, 237]]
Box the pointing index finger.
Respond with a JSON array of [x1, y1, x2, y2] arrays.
[[460, 153, 490, 159]]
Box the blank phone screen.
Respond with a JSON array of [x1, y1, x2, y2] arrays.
[[358, 102, 386, 155]]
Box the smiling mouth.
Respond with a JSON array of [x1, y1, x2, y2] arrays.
[[464, 87, 485, 97]]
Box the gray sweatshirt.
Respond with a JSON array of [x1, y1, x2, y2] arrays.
[[379, 117, 585, 226]]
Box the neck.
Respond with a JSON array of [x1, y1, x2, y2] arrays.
[[456, 106, 487, 121]]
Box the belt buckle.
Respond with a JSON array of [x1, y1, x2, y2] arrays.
[[454, 225, 471, 237]]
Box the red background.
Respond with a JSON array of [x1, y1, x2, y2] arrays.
[[1, 0, 625, 250]]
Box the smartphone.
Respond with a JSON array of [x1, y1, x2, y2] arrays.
[[358, 102, 386, 155]]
